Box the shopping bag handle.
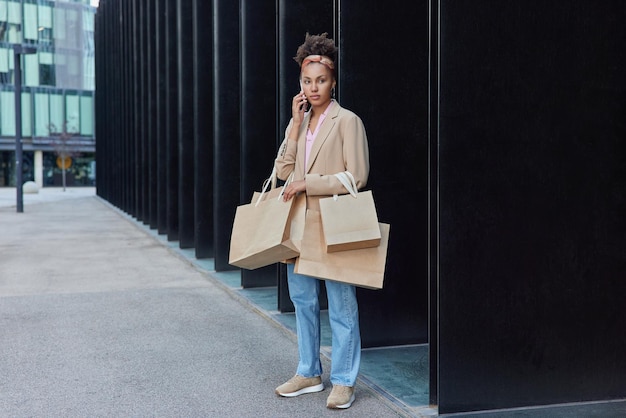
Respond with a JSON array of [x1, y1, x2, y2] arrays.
[[333, 171, 359, 200], [255, 168, 295, 207]]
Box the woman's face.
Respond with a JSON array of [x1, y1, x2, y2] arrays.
[[300, 62, 335, 110]]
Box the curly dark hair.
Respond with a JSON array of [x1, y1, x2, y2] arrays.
[[293, 32, 338, 66]]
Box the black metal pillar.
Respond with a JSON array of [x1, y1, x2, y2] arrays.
[[239, 0, 278, 287], [338, 0, 429, 348], [176, 0, 195, 249], [192, 0, 214, 259], [212, 0, 241, 271], [436, 0, 626, 413], [146, 0, 158, 229], [165, 0, 179, 241], [155, 0, 167, 235]]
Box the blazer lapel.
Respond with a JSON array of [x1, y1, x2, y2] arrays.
[[305, 103, 342, 173]]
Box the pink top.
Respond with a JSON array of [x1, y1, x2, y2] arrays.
[[305, 100, 334, 169]]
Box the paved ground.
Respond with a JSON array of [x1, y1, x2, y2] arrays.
[[0, 188, 407, 417]]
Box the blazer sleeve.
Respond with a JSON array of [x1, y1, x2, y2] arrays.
[[275, 118, 298, 181]]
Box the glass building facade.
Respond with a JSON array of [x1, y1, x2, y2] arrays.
[[0, 0, 96, 187]]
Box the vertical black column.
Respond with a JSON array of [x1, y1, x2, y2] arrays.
[[132, 0, 141, 218], [155, 0, 167, 234], [165, 0, 179, 241], [94, 1, 104, 198], [177, 0, 195, 249], [123, 0, 134, 213], [139, 0, 149, 222], [146, 0, 158, 229], [126, 0, 134, 213], [338, 1, 429, 348], [118, 0, 127, 210], [437, 0, 626, 413], [193, 0, 214, 259], [212, 0, 240, 271], [239, 0, 278, 287], [428, 0, 440, 406], [114, 1, 123, 209]]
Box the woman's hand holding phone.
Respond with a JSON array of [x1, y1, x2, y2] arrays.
[[291, 89, 308, 132]]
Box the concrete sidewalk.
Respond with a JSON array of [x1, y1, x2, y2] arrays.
[[0, 187, 97, 209], [0, 190, 408, 417]]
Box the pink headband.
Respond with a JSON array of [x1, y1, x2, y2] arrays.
[[301, 55, 335, 70]]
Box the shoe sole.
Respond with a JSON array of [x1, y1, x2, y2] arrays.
[[276, 383, 324, 397], [327, 393, 355, 409]]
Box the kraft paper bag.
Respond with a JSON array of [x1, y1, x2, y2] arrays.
[[253, 188, 306, 253], [318, 172, 381, 252], [229, 171, 302, 270], [295, 210, 390, 290]]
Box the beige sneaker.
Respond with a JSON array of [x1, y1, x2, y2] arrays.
[[275, 375, 324, 397], [326, 385, 355, 409]]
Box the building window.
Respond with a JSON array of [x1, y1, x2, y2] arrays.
[[0, 46, 9, 83], [65, 92, 79, 133], [80, 94, 92, 135], [39, 51, 55, 86], [38, 4, 53, 44], [24, 3, 38, 41], [24, 53, 39, 86], [0, 90, 15, 136], [34, 92, 49, 136]]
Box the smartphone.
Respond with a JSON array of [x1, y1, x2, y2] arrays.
[[298, 82, 309, 112]]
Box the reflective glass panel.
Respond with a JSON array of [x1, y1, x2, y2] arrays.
[[24, 3, 38, 40], [79, 95, 92, 135], [21, 91, 31, 136], [65, 93, 79, 133], [49, 93, 63, 132], [24, 53, 39, 86], [34, 92, 49, 136], [1, 90, 15, 136]]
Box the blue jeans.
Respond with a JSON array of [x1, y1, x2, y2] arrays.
[[287, 263, 361, 386]]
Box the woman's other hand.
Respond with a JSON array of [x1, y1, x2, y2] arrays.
[[282, 179, 306, 201]]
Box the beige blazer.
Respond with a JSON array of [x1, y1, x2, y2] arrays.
[[275, 102, 370, 211]]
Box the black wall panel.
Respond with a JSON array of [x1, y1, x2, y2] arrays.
[[339, 0, 429, 348], [193, 0, 214, 259], [165, 0, 179, 241], [121, 0, 131, 212], [212, 0, 241, 271], [132, 0, 142, 219], [155, 0, 167, 234], [437, 0, 626, 413], [94, 1, 103, 199], [120, 0, 130, 211], [239, 0, 278, 287], [146, 0, 158, 230], [138, 0, 148, 223], [177, 0, 195, 249], [428, 0, 439, 405]]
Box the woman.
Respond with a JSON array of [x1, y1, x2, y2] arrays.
[[274, 32, 370, 410]]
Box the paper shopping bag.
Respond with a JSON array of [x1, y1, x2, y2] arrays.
[[295, 210, 390, 290], [229, 180, 301, 270], [318, 172, 381, 252], [253, 188, 306, 253]]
